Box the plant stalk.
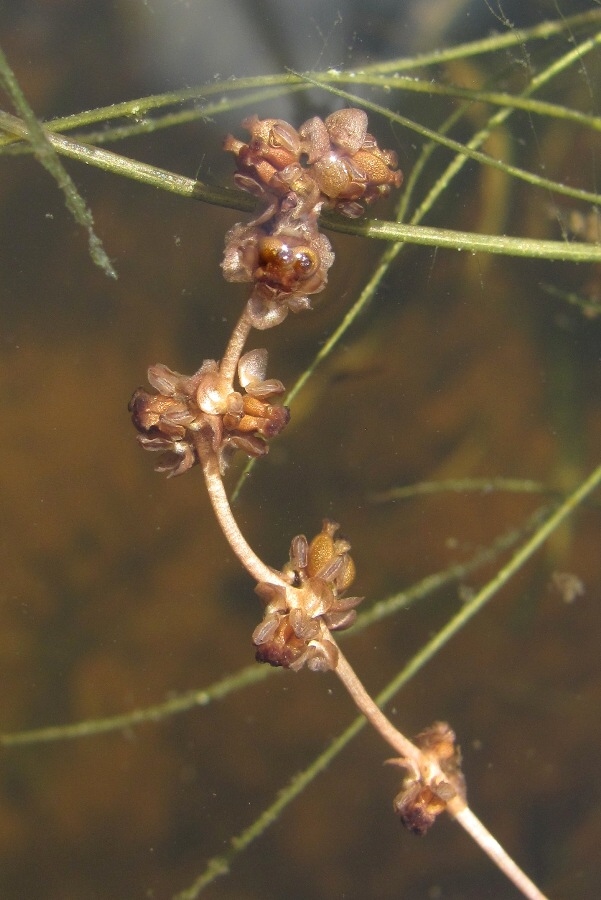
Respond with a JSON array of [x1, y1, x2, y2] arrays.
[[332, 640, 549, 900]]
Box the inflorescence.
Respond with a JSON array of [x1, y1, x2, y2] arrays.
[[129, 106, 402, 668], [221, 108, 402, 328], [129, 350, 289, 476], [127, 106, 466, 837], [127, 109, 548, 898], [253, 519, 363, 672]]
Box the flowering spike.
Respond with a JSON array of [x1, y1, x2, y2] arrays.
[[222, 108, 402, 327], [253, 520, 362, 672], [129, 351, 289, 475], [391, 723, 467, 836]]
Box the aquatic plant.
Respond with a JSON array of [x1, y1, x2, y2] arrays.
[[2, 7, 601, 899]]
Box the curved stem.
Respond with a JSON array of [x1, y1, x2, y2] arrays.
[[197, 439, 286, 588]]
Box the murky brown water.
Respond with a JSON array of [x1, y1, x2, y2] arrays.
[[1, 2, 601, 898]]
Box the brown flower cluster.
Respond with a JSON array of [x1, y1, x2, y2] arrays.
[[391, 722, 466, 836], [129, 349, 289, 475], [252, 519, 363, 672], [222, 109, 403, 328]]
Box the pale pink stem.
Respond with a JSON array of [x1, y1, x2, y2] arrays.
[[333, 644, 423, 770], [197, 441, 286, 588], [451, 806, 550, 900], [198, 446, 550, 900], [332, 640, 549, 900], [219, 305, 253, 385]]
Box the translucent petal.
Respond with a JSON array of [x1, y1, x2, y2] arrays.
[[245, 378, 285, 399], [285, 295, 312, 313], [335, 200, 364, 219], [331, 594, 363, 612], [289, 534, 308, 570], [247, 295, 288, 330], [226, 392, 244, 415], [316, 555, 344, 583], [306, 639, 338, 671], [151, 441, 196, 478], [324, 609, 357, 631], [238, 348, 267, 388], [271, 121, 301, 155], [161, 409, 196, 427], [316, 233, 335, 271], [137, 435, 172, 451], [334, 555, 356, 592], [196, 372, 228, 414], [290, 608, 319, 640], [302, 579, 333, 618], [147, 364, 182, 396], [227, 433, 267, 458], [298, 116, 330, 164], [253, 615, 281, 646]]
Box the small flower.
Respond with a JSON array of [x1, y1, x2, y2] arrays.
[[129, 350, 289, 475], [222, 212, 334, 330], [222, 109, 402, 329], [224, 108, 403, 223], [223, 116, 304, 223], [307, 109, 403, 218], [129, 361, 220, 477], [252, 520, 363, 671], [224, 115, 302, 185], [390, 722, 466, 836], [221, 348, 290, 454]]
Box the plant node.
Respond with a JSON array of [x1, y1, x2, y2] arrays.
[[129, 348, 289, 475], [389, 722, 467, 836], [253, 519, 363, 671]]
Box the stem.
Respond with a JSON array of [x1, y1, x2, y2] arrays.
[[0, 52, 115, 278], [0, 109, 250, 211], [452, 806, 549, 900], [196, 439, 286, 588], [332, 638, 549, 900], [220, 305, 253, 385], [333, 643, 423, 769], [322, 213, 601, 262], [4, 108, 601, 263]]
